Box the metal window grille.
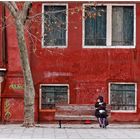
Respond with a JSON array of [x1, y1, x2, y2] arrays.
[[41, 85, 68, 109], [110, 83, 136, 111]]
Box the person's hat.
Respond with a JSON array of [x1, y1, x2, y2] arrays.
[[97, 96, 104, 102]]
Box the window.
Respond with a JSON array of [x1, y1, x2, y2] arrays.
[[109, 83, 137, 112], [42, 4, 67, 48], [83, 4, 135, 48], [112, 6, 134, 46], [84, 6, 106, 46], [40, 85, 69, 109]]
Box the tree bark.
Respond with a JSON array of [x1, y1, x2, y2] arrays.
[[15, 18, 35, 127]]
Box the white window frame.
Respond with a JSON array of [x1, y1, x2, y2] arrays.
[[42, 3, 68, 48], [109, 82, 137, 113], [83, 3, 136, 49], [39, 84, 70, 110]]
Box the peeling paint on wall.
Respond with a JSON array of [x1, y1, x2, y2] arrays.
[[44, 72, 72, 78]]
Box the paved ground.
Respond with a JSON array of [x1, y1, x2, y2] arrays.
[[0, 123, 140, 139]]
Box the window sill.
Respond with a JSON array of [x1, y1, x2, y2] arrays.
[[111, 110, 136, 113], [83, 45, 135, 49], [39, 109, 56, 112], [42, 46, 67, 48]]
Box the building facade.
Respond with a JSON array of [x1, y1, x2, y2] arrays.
[[0, 1, 140, 123]]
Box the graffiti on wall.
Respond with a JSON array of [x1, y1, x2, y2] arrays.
[[4, 99, 11, 121], [9, 84, 24, 90]]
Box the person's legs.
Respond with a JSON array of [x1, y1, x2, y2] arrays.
[[98, 118, 103, 127], [105, 118, 109, 126], [102, 118, 107, 128]]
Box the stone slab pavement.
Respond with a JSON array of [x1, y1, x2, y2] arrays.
[[0, 123, 140, 139]]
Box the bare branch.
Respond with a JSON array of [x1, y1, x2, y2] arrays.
[[22, 2, 32, 24], [10, 1, 19, 11], [24, 26, 41, 43], [2, 1, 17, 18], [23, 2, 32, 11]]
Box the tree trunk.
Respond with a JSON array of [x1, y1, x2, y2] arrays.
[[15, 18, 35, 127]]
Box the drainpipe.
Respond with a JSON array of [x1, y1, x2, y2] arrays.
[[2, 4, 7, 65]]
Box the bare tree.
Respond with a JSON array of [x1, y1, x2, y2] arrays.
[[2, 2, 35, 127]]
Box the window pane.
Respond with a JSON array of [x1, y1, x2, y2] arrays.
[[41, 86, 68, 109], [43, 6, 66, 46], [112, 6, 134, 46], [85, 6, 106, 46], [110, 83, 135, 111]]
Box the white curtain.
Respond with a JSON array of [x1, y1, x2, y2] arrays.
[[112, 6, 134, 46]]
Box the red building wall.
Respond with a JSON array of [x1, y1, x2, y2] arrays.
[[0, 4, 3, 66], [1, 2, 140, 123]]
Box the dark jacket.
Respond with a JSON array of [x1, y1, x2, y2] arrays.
[[95, 101, 107, 118]]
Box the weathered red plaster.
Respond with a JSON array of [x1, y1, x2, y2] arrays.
[[0, 2, 140, 123]]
